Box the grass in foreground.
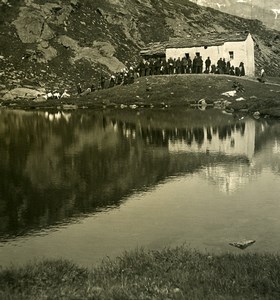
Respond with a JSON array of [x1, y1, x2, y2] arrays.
[[1, 247, 280, 299]]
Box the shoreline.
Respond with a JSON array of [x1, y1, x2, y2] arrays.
[[1, 246, 280, 299], [1, 74, 280, 119]]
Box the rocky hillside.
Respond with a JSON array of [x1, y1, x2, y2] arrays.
[[0, 0, 279, 94], [189, 0, 280, 31]]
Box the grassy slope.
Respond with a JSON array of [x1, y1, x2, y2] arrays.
[[1, 247, 280, 299], [2, 74, 280, 118]]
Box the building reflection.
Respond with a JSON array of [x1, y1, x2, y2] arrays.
[[200, 164, 258, 194], [168, 121, 253, 159], [113, 117, 254, 160], [112, 116, 277, 194]]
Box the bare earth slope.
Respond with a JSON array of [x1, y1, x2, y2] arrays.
[[0, 0, 279, 95]]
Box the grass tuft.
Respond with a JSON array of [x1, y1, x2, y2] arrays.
[[1, 246, 280, 299]]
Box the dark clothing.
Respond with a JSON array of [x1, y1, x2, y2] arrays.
[[100, 76, 106, 89], [150, 59, 156, 76], [222, 59, 226, 73], [226, 61, 231, 74], [239, 63, 245, 76], [145, 61, 151, 76], [210, 64, 216, 74], [217, 58, 223, 74], [155, 58, 161, 75], [229, 67, 235, 76], [128, 69, 135, 84], [187, 58, 192, 73], [167, 58, 174, 75], [205, 58, 211, 72], [192, 57, 198, 73], [116, 73, 123, 85], [196, 56, 203, 74], [175, 58, 181, 74], [235, 67, 240, 76], [138, 61, 145, 77], [182, 57, 188, 74], [161, 60, 167, 75], [109, 76, 115, 88], [77, 84, 82, 94]]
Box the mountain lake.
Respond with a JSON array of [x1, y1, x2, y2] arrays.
[[0, 107, 280, 268]]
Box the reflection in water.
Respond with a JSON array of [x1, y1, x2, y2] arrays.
[[0, 109, 172, 239], [0, 108, 280, 266], [168, 121, 254, 159], [273, 140, 280, 154], [200, 164, 258, 194]]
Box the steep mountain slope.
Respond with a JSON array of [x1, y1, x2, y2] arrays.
[[0, 0, 279, 94], [189, 0, 280, 30]]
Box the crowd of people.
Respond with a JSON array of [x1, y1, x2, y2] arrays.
[[76, 55, 246, 94], [76, 67, 138, 95], [136, 55, 246, 77]]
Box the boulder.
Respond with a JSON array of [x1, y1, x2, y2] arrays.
[[3, 87, 45, 101], [13, 7, 54, 43], [58, 35, 79, 50], [40, 40, 49, 49], [37, 44, 58, 62]]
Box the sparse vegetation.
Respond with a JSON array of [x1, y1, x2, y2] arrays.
[[1, 246, 280, 299]]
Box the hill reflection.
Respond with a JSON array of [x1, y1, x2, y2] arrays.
[[0, 109, 279, 239]]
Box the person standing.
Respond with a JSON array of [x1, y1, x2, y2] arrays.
[[77, 83, 82, 94], [187, 57, 192, 73], [181, 57, 188, 74], [192, 55, 198, 73], [197, 56, 203, 74], [239, 62, 245, 76], [160, 59, 167, 75], [175, 57, 181, 74], [109, 75, 116, 88], [222, 58, 226, 74], [167, 57, 173, 75], [145, 60, 151, 76], [260, 68, 265, 82], [217, 58, 223, 74], [150, 58, 156, 76], [100, 73, 106, 89], [205, 57, 211, 73], [155, 58, 161, 75], [226, 61, 231, 74], [138, 59, 145, 77]]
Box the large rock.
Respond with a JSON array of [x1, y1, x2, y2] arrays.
[[3, 87, 45, 100], [37, 44, 58, 62], [57, 35, 126, 72], [58, 35, 79, 50], [13, 7, 54, 43]]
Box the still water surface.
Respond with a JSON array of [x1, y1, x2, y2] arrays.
[[0, 108, 280, 267]]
